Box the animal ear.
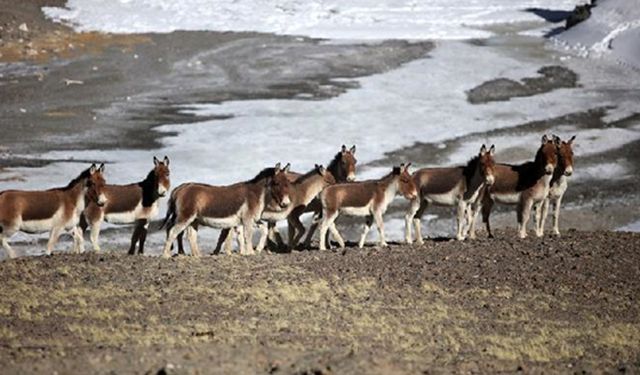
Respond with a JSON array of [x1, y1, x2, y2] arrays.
[[350, 145, 356, 154], [480, 144, 487, 155], [274, 162, 281, 172], [89, 163, 97, 174], [542, 134, 549, 144], [154, 156, 160, 166], [163, 155, 170, 166], [98, 163, 105, 173], [318, 165, 326, 175], [489, 144, 495, 155], [282, 163, 291, 173], [404, 162, 412, 172], [568, 135, 576, 145], [341, 144, 347, 153], [553, 134, 561, 145]]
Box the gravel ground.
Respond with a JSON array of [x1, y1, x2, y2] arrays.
[[0, 230, 638, 374]]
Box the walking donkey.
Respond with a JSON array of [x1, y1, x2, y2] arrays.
[[81, 156, 170, 254], [468, 135, 558, 239], [319, 163, 417, 250], [162, 163, 292, 258], [212, 145, 357, 253], [405, 144, 496, 244], [536, 135, 575, 236], [0, 164, 107, 258]]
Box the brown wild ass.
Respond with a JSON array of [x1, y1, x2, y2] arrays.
[[162, 163, 292, 257], [536, 135, 575, 237], [256, 164, 336, 251], [319, 164, 417, 250], [405, 144, 496, 244], [468, 135, 558, 239], [213, 145, 357, 253], [81, 156, 170, 254], [0, 164, 107, 258]]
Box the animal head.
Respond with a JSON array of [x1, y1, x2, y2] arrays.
[[340, 144, 357, 182], [539, 134, 558, 175], [478, 144, 496, 185], [87, 163, 107, 207], [394, 163, 417, 200], [553, 135, 575, 177], [153, 156, 171, 196], [270, 162, 292, 209], [315, 164, 336, 186]]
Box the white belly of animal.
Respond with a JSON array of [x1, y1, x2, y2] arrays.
[[262, 207, 291, 222], [426, 190, 460, 206], [341, 204, 372, 217], [492, 192, 521, 204], [105, 203, 142, 224], [200, 215, 241, 229], [21, 208, 64, 233]]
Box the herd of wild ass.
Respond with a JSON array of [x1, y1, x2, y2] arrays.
[[0, 135, 575, 259]]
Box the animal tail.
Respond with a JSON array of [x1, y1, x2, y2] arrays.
[[160, 193, 177, 232]]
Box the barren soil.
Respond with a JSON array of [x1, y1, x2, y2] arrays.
[[0, 230, 639, 374]]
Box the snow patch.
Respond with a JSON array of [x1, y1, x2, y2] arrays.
[[44, 0, 580, 40], [556, 0, 640, 70]]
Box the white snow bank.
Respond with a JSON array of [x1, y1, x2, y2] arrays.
[[44, 0, 580, 40], [617, 220, 640, 232], [556, 0, 640, 69]]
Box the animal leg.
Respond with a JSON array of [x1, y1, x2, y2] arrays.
[[329, 222, 345, 249], [163, 219, 192, 259], [234, 226, 244, 255], [319, 210, 338, 251], [242, 221, 255, 255], [268, 222, 285, 250], [89, 219, 103, 252], [289, 214, 306, 251], [186, 226, 201, 257], [552, 195, 563, 236], [138, 220, 149, 255], [518, 199, 534, 239], [1, 235, 16, 259], [358, 216, 373, 248], [256, 222, 269, 254], [481, 196, 495, 238], [466, 199, 482, 240], [47, 227, 63, 255], [373, 211, 387, 247], [455, 199, 467, 241], [72, 226, 85, 254], [303, 211, 322, 248], [128, 220, 145, 255], [214, 228, 230, 255], [412, 199, 428, 245], [405, 198, 419, 244], [534, 201, 544, 237]]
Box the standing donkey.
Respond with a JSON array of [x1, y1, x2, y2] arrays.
[[536, 135, 575, 237], [257, 164, 336, 251], [162, 163, 292, 258], [405, 144, 496, 244], [0, 164, 107, 258], [214, 145, 357, 253], [318, 163, 417, 250], [82, 156, 170, 254], [468, 135, 558, 239]]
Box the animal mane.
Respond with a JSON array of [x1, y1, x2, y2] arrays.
[[246, 167, 277, 184], [326, 152, 343, 172], [294, 166, 321, 184], [55, 167, 92, 191], [462, 155, 480, 182]]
